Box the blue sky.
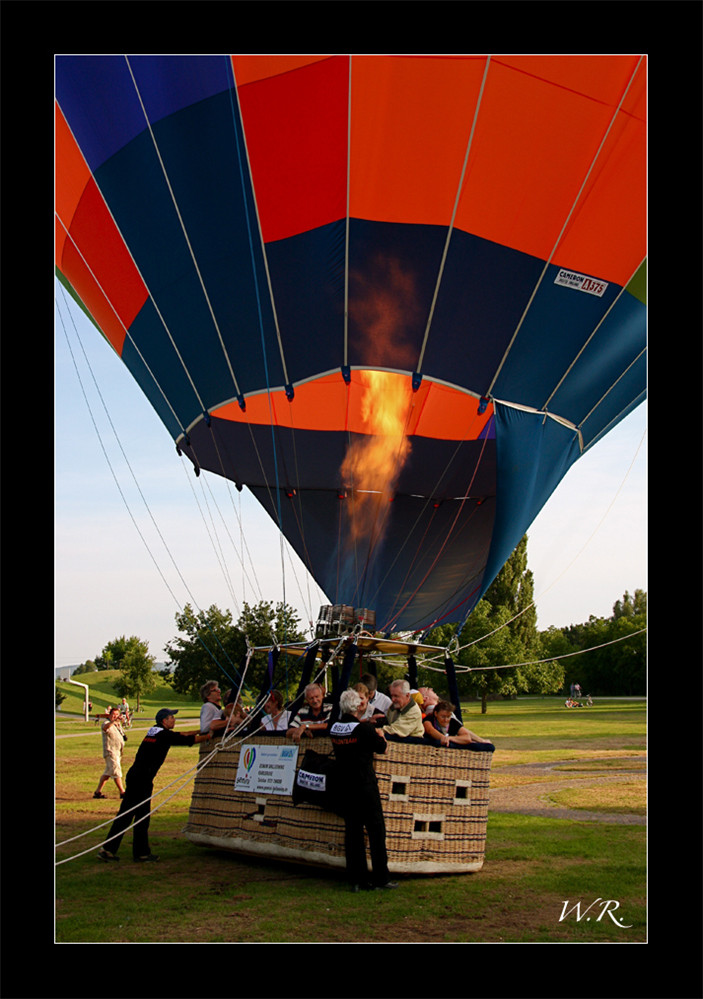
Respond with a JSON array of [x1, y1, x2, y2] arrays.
[[55, 280, 646, 669]]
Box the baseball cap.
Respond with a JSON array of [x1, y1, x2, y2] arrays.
[[155, 708, 179, 725]]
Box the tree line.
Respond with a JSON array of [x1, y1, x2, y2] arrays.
[[70, 537, 646, 710]]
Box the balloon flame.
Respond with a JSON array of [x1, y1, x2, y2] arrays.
[[341, 370, 412, 550]]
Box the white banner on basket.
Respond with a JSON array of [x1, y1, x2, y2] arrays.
[[234, 743, 299, 795]]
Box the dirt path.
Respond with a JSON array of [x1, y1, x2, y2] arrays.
[[489, 757, 646, 825]]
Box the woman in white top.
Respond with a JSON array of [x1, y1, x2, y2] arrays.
[[261, 689, 291, 731]]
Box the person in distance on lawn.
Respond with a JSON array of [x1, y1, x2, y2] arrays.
[[93, 706, 126, 799], [98, 708, 211, 863]]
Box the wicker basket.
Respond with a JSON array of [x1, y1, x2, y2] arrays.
[[184, 733, 493, 874]]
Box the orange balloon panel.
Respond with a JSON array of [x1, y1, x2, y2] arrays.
[[212, 370, 493, 443], [349, 56, 488, 228]]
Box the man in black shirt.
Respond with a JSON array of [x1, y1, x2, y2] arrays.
[[329, 688, 398, 892], [98, 708, 211, 863]]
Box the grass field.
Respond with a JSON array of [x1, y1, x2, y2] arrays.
[[55, 680, 646, 943]]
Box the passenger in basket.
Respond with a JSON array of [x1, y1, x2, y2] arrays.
[[423, 700, 491, 747], [330, 688, 398, 893], [199, 681, 230, 735], [418, 687, 440, 716], [260, 689, 291, 732], [382, 680, 425, 739], [361, 674, 392, 722], [286, 683, 331, 742], [353, 683, 371, 720], [223, 689, 249, 729]]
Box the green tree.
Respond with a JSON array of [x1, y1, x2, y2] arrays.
[[483, 534, 538, 648], [56, 683, 67, 709], [613, 589, 647, 619], [73, 660, 96, 676], [94, 635, 157, 710], [551, 590, 647, 696], [94, 637, 133, 671], [426, 535, 563, 712], [165, 600, 306, 702], [112, 637, 157, 711], [115, 635, 156, 711]]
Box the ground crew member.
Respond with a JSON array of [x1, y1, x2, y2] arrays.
[[329, 688, 398, 892], [98, 708, 211, 863]]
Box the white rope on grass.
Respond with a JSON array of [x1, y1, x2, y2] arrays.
[[55, 695, 268, 865]]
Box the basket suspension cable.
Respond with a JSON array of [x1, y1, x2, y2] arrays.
[[54, 217, 194, 440], [58, 295, 241, 689], [56, 690, 271, 865]]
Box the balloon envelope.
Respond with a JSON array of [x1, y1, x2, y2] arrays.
[[55, 55, 646, 632]]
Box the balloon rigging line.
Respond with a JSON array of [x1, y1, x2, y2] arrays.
[[54, 213, 191, 439], [579, 347, 647, 439], [453, 426, 646, 653], [197, 428, 266, 603], [368, 402, 494, 616], [382, 420, 494, 631], [282, 394, 321, 630], [416, 55, 491, 377], [56, 692, 269, 866], [56, 685, 267, 853], [268, 384, 320, 633], [57, 291, 242, 689], [124, 56, 243, 404], [179, 464, 244, 617], [226, 55, 302, 639], [486, 56, 645, 400], [196, 415, 319, 640], [543, 256, 647, 414], [343, 54, 352, 369], [454, 628, 647, 674], [228, 57, 291, 392]]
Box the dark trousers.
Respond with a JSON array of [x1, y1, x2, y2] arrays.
[[343, 789, 390, 887], [104, 772, 153, 858]]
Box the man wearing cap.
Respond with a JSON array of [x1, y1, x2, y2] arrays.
[[98, 708, 211, 863]]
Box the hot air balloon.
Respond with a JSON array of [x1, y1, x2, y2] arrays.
[[55, 53, 646, 636], [55, 55, 646, 874]]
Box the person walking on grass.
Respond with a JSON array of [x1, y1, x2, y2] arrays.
[[98, 708, 211, 863], [93, 707, 126, 799]]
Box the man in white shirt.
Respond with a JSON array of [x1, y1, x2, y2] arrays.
[[361, 673, 392, 719], [199, 680, 229, 734]]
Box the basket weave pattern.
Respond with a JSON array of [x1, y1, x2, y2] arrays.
[[184, 734, 492, 873]]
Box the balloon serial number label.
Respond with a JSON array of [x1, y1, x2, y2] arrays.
[[554, 269, 608, 297]]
